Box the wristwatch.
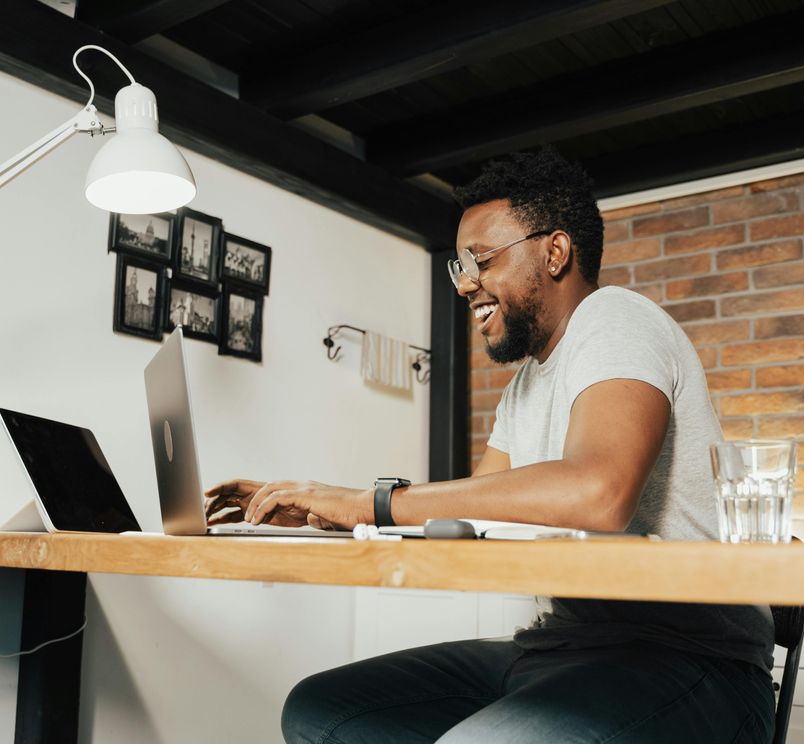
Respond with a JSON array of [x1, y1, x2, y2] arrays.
[[373, 477, 410, 527]]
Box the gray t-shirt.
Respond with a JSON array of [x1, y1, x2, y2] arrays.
[[488, 286, 774, 671]]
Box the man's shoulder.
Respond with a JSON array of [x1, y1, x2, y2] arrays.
[[571, 287, 674, 335], [580, 286, 664, 314], [560, 286, 685, 380]]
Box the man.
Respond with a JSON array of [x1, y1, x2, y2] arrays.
[[206, 148, 775, 743]]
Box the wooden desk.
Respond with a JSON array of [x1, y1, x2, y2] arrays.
[[3, 531, 804, 743], [1, 530, 804, 604]]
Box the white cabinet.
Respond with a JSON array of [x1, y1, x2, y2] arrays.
[[786, 707, 804, 740], [353, 588, 480, 660], [352, 588, 537, 659], [477, 593, 538, 638]]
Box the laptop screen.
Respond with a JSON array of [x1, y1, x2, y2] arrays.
[[0, 408, 140, 533]]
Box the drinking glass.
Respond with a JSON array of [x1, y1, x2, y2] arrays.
[[710, 440, 797, 544]]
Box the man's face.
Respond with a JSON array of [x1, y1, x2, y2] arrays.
[[456, 199, 552, 363]]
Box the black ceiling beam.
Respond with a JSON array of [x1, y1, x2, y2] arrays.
[[75, 0, 233, 45], [240, 0, 676, 119], [586, 109, 804, 199], [0, 0, 458, 250], [368, 7, 804, 176]]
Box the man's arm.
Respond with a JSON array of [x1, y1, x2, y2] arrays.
[[472, 445, 510, 477], [389, 377, 670, 531]]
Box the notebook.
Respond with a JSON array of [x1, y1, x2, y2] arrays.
[[143, 326, 352, 538], [0, 408, 141, 534], [381, 519, 660, 541]]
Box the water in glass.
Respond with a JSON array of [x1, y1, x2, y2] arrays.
[[710, 440, 797, 544]]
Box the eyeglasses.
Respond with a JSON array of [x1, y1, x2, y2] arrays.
[[447, 230, 553, 288]]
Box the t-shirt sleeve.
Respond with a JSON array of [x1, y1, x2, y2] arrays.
[[486, 384, 511, 453], [562, 294, 677, 409]]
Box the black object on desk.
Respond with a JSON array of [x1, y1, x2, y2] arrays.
[[0, 408, 140, 533], [424, 519, 477, 539]]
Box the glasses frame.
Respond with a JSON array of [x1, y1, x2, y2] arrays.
[[447, 229, 553, 288]]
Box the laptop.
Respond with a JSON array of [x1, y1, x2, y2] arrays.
[[0, 408, 141, 533], [143, 326, 353, 538]]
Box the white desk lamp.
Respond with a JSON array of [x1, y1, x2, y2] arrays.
[[0, 45, 196, 214]]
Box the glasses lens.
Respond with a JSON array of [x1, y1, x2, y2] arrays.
[[447, 259, 461, 288], [459, 248, 479, 282]]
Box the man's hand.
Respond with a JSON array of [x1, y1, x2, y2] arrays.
[[204, 479, 374, 530]]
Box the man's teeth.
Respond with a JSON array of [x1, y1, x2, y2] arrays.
[[474, 304, 497, 320]]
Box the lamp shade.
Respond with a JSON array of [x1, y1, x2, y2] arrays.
[[85, 130, 196, 213], [84, 82, 196, 213]]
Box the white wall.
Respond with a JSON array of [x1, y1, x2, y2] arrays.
[[0, 71, 431, 743]]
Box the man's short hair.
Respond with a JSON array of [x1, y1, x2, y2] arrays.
[[453, 147, 604, 284]]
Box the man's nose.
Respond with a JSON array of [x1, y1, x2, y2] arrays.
[[455, 271, 479, 298]]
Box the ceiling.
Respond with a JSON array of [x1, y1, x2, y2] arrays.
[[4, 0, 804, 250]]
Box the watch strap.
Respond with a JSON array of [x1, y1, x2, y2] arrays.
[[373, 478, 410, 527]]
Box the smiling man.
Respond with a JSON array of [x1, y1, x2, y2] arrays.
[[207, 148, 775, 743]]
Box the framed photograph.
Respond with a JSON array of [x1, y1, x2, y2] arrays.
[[164, 278, 221, 344], [113, 255, 165, 341], [220, 233, 272, 294], [108, 212, 174, 264], [174, 207, 222, 287], [219, 286, 263, 362]]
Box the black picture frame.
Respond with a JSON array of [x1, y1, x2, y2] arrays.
[[174, 207, 222, 288], [113, 255, 165, 341], [220, 233, 272, 295], [219, 286, 263, 362], [108, 212, 175, 265], [163, 277, 221, 344]]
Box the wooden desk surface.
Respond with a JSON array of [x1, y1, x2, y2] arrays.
[[1, 531, 804, 604]]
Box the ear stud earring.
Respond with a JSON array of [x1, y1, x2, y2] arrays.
[[549, 265, 557, 272]]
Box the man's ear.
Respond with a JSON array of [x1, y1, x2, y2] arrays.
[[546, 231, 572, 277]]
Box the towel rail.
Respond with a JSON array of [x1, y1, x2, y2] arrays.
[[322, 325, 431, 384]]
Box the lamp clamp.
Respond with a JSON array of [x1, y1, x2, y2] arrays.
[[72, 106, 105, 135]]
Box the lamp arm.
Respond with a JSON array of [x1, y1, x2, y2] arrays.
[[1, 45, 135, 191], [0, 106, 105, 189]]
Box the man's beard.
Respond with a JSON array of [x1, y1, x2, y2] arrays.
[[485, 285, 551, 364]]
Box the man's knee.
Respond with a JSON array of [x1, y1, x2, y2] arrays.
[[281, 671, 333, 744]]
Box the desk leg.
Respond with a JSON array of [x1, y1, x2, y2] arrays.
[[14, 570, 86, 744]]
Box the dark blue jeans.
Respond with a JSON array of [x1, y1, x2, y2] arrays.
[[281, 637, 775, 743]]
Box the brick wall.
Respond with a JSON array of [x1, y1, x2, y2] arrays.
[[468, 173, 804, 498]]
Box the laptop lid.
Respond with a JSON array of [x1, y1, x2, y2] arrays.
[[144, 326, 208, 536], [144, 327, 355, 539], [0, 408, 141, 533]]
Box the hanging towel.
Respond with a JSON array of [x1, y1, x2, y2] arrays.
[[361, 332, 411, 391]]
